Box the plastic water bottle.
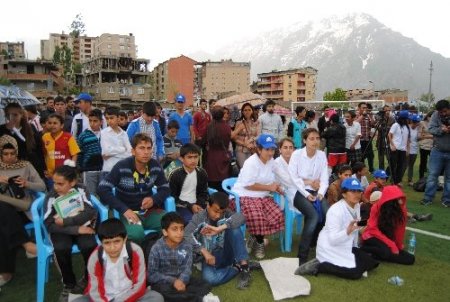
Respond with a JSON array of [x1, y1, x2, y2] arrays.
[[408, 233, 416, 255], [388, 276, 404, 286]]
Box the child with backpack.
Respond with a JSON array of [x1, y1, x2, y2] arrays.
[[72, 218, 163, 302]]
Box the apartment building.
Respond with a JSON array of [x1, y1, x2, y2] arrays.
[[41, 32, 96, 63], [256, 67, 318, 104], [152, 55, 197, 106], [95, 33, 137, 59], [0, 42, 25, 59], [81, 56, 151, 108], [195, 59, 250, 100], [0, 57, 62, 98], [346, 88, 408, 104]]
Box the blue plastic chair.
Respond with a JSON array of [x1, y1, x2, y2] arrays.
[[221, 177, 286, 252], [273, 193, 303, 252], [111, 188, 176, 236], [31, 194, 108, 302]]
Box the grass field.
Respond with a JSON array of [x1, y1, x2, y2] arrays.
[[2, 162, 450, 302]]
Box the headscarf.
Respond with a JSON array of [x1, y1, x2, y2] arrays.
[[0, 135, 29, 169]]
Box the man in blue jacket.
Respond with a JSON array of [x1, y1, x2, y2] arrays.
[[98, 133, 170, 244]]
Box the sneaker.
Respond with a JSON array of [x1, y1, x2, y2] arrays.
[[407, 217, 417, 224], [415, 213, 433, 221], [442, 201, 450, 208], [245, 236, 256, 254], [236, 269, 251, 289], [71, 278, 87, 295], [58, 286, 73, 302], [294, 258, 319, 276], [254, 242, 265, 260], [248, 260, 262, 271], [0, 274, 12, 287], [420, 199, 433, 206]]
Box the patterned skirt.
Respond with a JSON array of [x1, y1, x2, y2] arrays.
[[234, 196, 285, 236]]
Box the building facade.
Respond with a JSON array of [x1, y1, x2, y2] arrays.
[[152, 55, 197, 106], [80, 56, 151, 109], [95, 33, 137, 59], [0, 42, 25, 59], [195, 60, 250, 100], [346, 88, 408, 104], [256, 67, 318, 105], [0, 57, 62, 98], [41, 33, 96, 63]]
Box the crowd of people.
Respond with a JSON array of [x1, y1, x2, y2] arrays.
[[0, 91, 449, 301]]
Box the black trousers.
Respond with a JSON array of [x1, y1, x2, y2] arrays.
[[362, 237, 415, 265], [390, 150, 407, 184], [361, 140, 374, 172], [318, 247, 379, 279], [0, 202, 30, 273], [151, 277, 211, 302], [419, 148, 431, 179], [50, 233, 97, 287]]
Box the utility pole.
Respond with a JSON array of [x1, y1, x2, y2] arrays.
[[428, 60, 433, 103]]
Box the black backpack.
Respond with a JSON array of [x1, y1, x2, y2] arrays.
[[97, 240, 133, 269], [413, 177, 426, 192]]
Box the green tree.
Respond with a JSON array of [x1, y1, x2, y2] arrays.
[[73, 63, 82, 74], [69, 14, 86, 38], [0, 77, 11, 86], [323, 88, 347, 102], [420, 92, 435, 103], [1, 49, 8, 58], [53, 46, 61, 64]]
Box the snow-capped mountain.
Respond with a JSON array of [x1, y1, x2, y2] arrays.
[[192, 13, 450, 100]]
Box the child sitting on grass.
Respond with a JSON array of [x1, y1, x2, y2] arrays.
[[185, 192, 259, 289], [72, 218, 163, 302], [148, 212, 211, 302], [43, 160, 97, 302]]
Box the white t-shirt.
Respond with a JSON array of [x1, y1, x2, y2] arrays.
[[233, 153, 275, 198], [389, 123, 409, 151], [344, 122, 361, 149], [179, 169, 197, 203], [274, 156, 298, 211], [104, 245, 133, 300], [409, 127, 419, 155]]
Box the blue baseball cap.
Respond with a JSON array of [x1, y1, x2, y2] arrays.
[[341, 178, 363, 191], [409, 114, 421, 123], [373, 169, 388, 179], [256, 134, 277, 149], [398, 110, 409, 119], [75, 92, 93, 102], [175, 93, 186, 103]]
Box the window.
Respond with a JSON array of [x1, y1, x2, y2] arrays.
[[119, 37, 124, 43], [137, 88, 145, 95], [108, 86, 114, 94], [120, 45, 125, 50], [289, 91, 292, 95], [107, 44, 112, 49]]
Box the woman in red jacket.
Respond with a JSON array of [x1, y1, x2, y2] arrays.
[[361, 185, 415, 265]]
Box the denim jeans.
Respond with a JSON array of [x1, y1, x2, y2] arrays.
[[202, 228, 248, 286], [424, 148, 450, 203], [293, 191, 325, 262]]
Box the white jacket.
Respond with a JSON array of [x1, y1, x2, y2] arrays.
[[316, 199, 360, 268]]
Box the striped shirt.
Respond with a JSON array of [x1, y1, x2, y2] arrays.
[[77, 129, 103, 171]]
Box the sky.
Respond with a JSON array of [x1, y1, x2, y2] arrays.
[[2, 0, 449, 68]]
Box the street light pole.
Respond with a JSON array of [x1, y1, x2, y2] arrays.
[[428, 61, 433, 104]]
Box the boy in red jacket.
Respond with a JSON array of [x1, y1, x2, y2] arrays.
[[73, 219, 163, 302]]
